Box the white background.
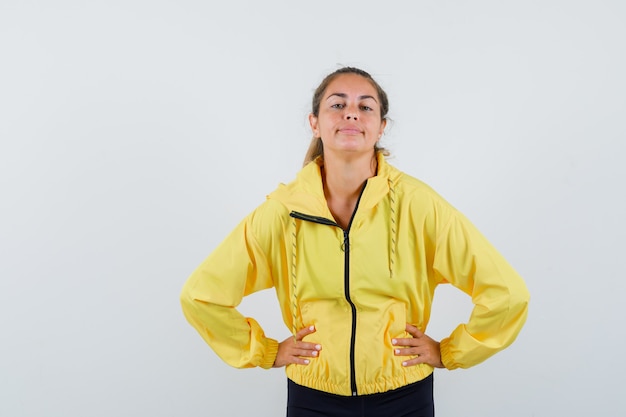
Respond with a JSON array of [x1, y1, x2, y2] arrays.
[[1, 1, 625, 416]]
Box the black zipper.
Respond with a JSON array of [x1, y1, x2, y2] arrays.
[[289, 212, 337, 227], [289, 182, 367, 396], [342, 228, 358, 396]]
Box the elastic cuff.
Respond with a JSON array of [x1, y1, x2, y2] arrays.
[[439, 337, 458, 370], [259, 338, 279, 369]]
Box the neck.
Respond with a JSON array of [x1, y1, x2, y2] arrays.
[[321, 151, 378, 200]]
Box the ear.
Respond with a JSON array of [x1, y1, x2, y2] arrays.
[[379, 118, 387, 137], [309, 113, 320, 138]]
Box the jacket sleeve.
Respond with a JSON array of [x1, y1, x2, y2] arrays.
[[180, 207, 280, 369], [432, 206, 530, 370]]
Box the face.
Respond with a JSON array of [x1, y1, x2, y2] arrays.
[[309, 73, 387, 158]]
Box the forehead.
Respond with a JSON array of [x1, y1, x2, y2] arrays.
[[324, 73, 378, 99]]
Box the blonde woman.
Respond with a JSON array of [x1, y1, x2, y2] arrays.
[[181, 67, 529, 417]]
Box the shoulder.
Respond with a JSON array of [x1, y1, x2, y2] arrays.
[[248, 198, 290, 231], [385, 162, 456, 214]]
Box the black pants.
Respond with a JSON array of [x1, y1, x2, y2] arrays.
[[286, 374, 434, 417]]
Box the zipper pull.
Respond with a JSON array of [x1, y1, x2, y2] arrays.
[[341, 231, 349, 252]]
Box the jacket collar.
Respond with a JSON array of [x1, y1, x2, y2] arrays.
[[268, 153, 395, 217]]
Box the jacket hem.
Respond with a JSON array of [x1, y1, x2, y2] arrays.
[[286, 366, 434, 396]]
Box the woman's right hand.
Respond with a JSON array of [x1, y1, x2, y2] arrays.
[[273, 325, 321, 368]]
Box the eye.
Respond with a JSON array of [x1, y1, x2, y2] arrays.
[[331, 103, 345, 109], [360, 105, 373, 111]]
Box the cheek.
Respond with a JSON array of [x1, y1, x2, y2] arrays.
[[318, 115, 339, 132], [367, 120, 384, 134]]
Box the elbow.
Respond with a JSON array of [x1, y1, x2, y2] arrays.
[[499, 274, 530, 328], [513, 281, 530, 319], [503, 283, 530, 345], [179, 279, 197, 318]]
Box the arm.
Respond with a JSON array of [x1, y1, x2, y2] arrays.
[[433, 210, 530, 370], [180, 212, 279, 369]]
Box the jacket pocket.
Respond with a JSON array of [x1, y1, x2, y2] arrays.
[[354, 300, 408, 381]]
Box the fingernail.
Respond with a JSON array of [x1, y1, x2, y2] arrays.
[[309, 326, 315, 331], [315, 344, 321, 350], [304, 359, 310, 364], [392, 339, 397, 345], [395, 349, 400, 355], [402, 361, 407, 367], [312, 351, 318, 356]]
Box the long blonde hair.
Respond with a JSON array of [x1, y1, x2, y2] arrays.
[[303, 67, 390, 166]]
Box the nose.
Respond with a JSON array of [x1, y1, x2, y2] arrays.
[[344, 105, 358, 120]]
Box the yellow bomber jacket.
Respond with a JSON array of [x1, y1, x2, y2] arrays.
[[180, 155, 530, 396]]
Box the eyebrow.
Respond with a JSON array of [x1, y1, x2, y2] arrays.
[[326, 93, 378, 103]]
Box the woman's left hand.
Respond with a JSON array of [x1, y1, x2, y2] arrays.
[[392, 323, 444, 368]]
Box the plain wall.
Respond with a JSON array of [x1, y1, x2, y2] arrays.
[[1, 1, 625, 416]]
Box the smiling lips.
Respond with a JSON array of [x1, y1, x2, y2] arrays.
[[338, 125, 362, 135]]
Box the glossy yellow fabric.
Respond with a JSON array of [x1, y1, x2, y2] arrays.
[[180, 155, 529, 395]]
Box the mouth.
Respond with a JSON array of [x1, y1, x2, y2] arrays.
[[338, 127, 362, 135]]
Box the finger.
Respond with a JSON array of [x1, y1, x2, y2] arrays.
[[392, 337, 419, 347], [395, 345, 434, 359], [405, 323, 424, 338], [394, 345, 443, 368], [295, 325, 316, 341], [394, 346, 419, 357], [290, 356, 312, 366], [394, 346, 428, 366], [292, 345, 322, 357], [400, 356, 422, 367], [402, 352, 440, 367], [294, 342, 322, 351]]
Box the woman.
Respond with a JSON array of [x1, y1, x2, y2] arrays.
[[180, 67, 530, 416]]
